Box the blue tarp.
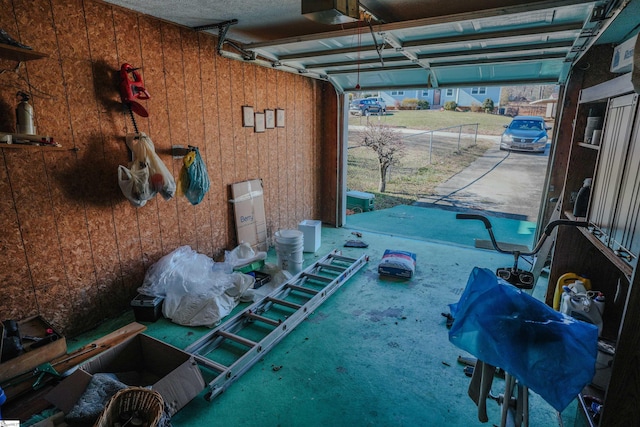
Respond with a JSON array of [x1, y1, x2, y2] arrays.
[[449, 267, 598, 412]]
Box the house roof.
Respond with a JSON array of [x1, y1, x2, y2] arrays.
[[102, 0, 640, 93]]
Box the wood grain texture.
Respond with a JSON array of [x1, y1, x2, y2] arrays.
[[198, 33, 226, 256], [265, 68, 280, 240], [0, 0, 331, 335], [182, 29, 214, 256]]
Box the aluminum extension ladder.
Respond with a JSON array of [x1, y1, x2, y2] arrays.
[[185, 249, 368, 402]]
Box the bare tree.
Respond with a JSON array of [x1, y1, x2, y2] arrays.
[[360, 123, 405, 192]]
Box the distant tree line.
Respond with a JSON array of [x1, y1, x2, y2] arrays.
[[500, 85, 557, 105]]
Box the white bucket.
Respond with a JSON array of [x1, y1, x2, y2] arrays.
[[275, 229, 304, 273], [275, 229, 303, 243]]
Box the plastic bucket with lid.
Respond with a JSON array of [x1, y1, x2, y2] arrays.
[[275, 229, 304, 273]]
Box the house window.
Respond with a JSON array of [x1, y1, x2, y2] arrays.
[[446, 89, 454, 96], [471, 87, 487, 95], [422, 90, 429, 96], [391, 90, 405, 96]]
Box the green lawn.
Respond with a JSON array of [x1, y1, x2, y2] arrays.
[[348, 109, 512, 135]]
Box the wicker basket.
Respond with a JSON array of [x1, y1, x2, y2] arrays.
[[95, 387, 164, 427]]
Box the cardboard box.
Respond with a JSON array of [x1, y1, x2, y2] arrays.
[[46, 334, 205, 416], [299, 220, 322, 253], [230, 179, 268, 252], [0, 315, 66, 383], [611, 33, 638, 73]]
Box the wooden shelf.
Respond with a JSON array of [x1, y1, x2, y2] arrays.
[[0, 142, 68, 151], [579, 73, 635, 104], [564, 211, 633, 279], [0, 133, 67, 151], [578, 142, 600, 150], [0, 43, 47, 62]]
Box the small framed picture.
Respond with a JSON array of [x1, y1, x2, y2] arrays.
[[276, 108, 285, 128], [265, 109, 275, 129], [255, 112, 265, 133], [242, 106, 254, 127]]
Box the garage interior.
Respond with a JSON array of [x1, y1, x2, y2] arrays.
[[2, 0, 640, 426]]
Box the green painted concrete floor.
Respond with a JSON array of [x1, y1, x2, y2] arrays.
[[39, 206, 579, 427]]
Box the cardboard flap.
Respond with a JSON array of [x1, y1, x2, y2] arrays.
[[45, 369, 92, 413], [153, 356, 205, 416]]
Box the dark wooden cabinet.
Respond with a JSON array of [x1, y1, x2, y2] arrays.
[[549, 71, 640, 426]]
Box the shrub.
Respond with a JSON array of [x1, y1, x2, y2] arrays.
[[401, 98, 419, 110], [482, 98, 495, 113], [444, 101, 458, 111], [417, 100, 430, 110]]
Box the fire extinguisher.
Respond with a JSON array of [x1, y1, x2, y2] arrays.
[[16, 91, 35, 135]]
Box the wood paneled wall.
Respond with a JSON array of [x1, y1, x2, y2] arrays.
[[0, 0, 336, 335]]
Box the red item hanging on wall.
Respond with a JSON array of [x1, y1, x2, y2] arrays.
[[119, 63, 150, 118]]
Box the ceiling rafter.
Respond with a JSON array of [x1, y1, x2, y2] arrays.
[[243, 0, 595, 49]]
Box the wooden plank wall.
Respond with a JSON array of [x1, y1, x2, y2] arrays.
[[0, 0, 333, 335]]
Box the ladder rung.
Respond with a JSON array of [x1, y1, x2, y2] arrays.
[[244, 311, 281, 327], [329, 254, 358, 263], [217, 330, 257, 348], [267, 296, 302, 310], [317, 262, 347, 272], [303, 273, 332, 283], [194, 354, 228, 373], [286, 283, 319, 295]]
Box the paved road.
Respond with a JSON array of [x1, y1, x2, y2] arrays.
[[416, 139, 550, 221]]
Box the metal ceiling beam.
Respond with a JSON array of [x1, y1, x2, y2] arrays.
[[340, 76, 559, 92], [400, 21, 584, 48], [300, 40, 572, 71], [326, 64, 423, 75], [431, 53, 568, 68], [324, 52, 567, 75], [417, 41, 573, 60], [275, 23, 582, 61], [243, 0, 596, 49], [306, 55, 410, 69], [277, 43, 390, 61]]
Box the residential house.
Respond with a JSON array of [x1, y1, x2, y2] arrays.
[[382, 86, 502, 109]]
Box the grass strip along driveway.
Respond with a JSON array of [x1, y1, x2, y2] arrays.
[[347, 110, 512, 210]]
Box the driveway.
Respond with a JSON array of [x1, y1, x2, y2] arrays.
[[416, 140, 550, 221]]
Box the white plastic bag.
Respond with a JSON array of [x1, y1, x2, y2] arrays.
[[138, 246, 254, 327], [224, 242, 267, 270], [119, 133, 176, 206], [117, 163, 151, 207]]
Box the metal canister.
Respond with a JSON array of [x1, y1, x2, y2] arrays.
[[16, 91, 35, 135]]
